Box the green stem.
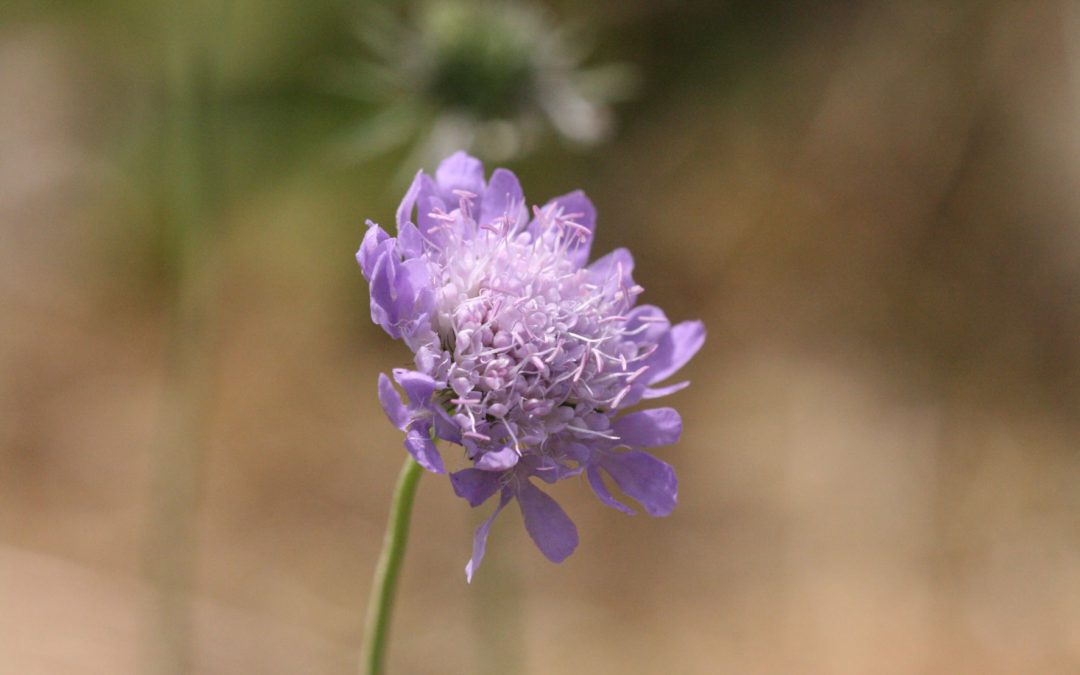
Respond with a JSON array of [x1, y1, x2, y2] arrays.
[[361, 457, 424, 675]]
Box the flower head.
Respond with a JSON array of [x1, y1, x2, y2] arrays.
[[359, 152, 704, 580]]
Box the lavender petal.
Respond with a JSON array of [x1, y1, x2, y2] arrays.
[[612, 408, 682, 447], [404, 427, 445, 474], [646, 320, 706, 385], [396, 170, 424, 232], [356, 223, 390, 279], [475, 446, 520, 471], [466, 488, 512, 583], [586, 466, 635, 515], [435, 151, 485, 198], [598, 450, 677, 517], [540, 189, 596, 268], [450, 468, 503, 507], [392, 368, 438, 406], [377, 373, 408, 430], [479, 168, 526, 231], [516, 479, 578, 563]]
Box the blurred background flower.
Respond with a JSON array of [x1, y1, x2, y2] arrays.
[[333, 0, 635, 168]]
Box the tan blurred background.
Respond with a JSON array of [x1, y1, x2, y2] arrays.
[[3, 1, 1080, 673]]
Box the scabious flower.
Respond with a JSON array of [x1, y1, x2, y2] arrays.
[[359, 152, 704, 581]]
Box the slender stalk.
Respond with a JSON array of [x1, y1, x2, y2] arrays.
[[142, 3, 227, 672], [361, 457, 424, 675]]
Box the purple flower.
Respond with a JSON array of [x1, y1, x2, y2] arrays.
[[359, 152, 704, 581]]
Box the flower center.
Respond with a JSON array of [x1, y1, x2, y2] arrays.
[[420, 196, 650, 456]]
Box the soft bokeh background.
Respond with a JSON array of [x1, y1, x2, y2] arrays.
[[4, 1, 1080, 673]]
